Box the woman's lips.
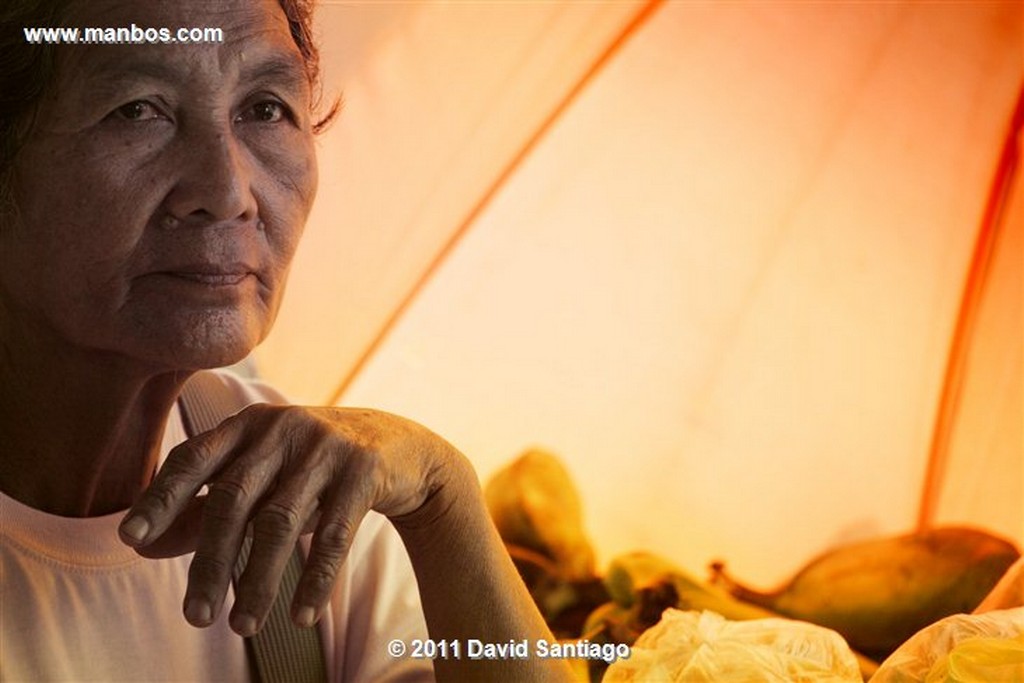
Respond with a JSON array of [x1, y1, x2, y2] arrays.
[[167, 272, 250, 286], [158, 262, 257, 286]]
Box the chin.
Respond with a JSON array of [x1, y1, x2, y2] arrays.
[[183, 344, 255, 371], [128, 308, 267, 372], [180, 324, 262, 370]]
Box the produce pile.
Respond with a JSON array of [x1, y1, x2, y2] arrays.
[[483, 449, 1022, 682]]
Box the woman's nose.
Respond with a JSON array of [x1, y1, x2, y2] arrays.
[[161, 127, 258, 226]]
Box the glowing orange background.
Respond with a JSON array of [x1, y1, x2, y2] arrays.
[[254, 1, 1023, 586]]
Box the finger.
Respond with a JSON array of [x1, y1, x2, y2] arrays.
[[136, 498, 320, 559], [119, 416, 246, 547], [183, 462, 274, 629], [229, 477, 323, 636], [133, 495, 207, 558], [291, 466, 375, 627]]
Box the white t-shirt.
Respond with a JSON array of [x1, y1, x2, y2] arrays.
[[0, 373, 434, 682]]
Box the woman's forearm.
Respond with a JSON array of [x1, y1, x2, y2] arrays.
[[391, 455, 576, 682]]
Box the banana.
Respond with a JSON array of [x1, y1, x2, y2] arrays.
[[582, 601, 651, 646], [581, 581, 680, 683], [484, 448, 596, 582], [585, 553, 714, 653], [708, 526, 1021, 660], [603, 551, 676, 607], [598, 551, 880, 680], [605, 551, 780, 618]]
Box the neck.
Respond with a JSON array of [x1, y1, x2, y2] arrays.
[[0, 326, 189, 518]]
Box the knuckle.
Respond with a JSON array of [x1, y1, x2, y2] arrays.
[[189, 552, 236, 586], [304, 567, 337, 597], [301, 556, 342, 600], [315, 518, 356, 557], [252, 502, 302, 543], [136, 447, 214, 520], [155, 444, 210, 486], [206, 479, 252, 520], [167, 438, 215, 472], [142, 480, 181, 515], [285, 408, 331, 447]]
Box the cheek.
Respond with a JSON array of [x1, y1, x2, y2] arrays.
[[14, 138, 154, 268], [7, 140, 161, 328], [254, 134, 317, 273]]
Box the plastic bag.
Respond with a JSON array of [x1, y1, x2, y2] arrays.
[[924, 636, 1024, 682], [869, 608, 1024, 682], [602, 609, 861, 682]]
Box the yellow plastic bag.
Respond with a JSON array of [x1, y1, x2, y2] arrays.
[[870, 608, 1024, 682], [924, 636, 1024, 682], [602, 609, 861, 682]]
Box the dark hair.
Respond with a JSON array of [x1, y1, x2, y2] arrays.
[[0, 0, 337, 222], [275, 0, 340, 134]]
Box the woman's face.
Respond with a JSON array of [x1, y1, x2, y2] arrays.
[[0, 0, 318, 372]]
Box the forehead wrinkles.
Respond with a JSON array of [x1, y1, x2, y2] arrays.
[[60, 0, 287, 33], [53, 1, 303, 96]]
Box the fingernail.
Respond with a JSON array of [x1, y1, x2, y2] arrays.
[[295, 606, 316, 628], [119, 515, 150, 545], [231, 612, 259, 637], [185, 598, 212, 626]]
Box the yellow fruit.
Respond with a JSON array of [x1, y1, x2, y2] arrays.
[[603, 551, 677, 607], [601, 551, 881, 680], [606, 551, 777, 619], [484, 448, 596, 581], [582, 601, 647, 645], [709, 526, 1021, 660]]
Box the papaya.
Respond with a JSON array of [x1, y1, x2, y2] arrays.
[[484, 448, 596, 582], [709, 526, 1020, 660]]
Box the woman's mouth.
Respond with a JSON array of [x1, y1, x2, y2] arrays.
[[168, 272, 251, 286]]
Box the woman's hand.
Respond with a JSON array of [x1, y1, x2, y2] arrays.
[[118, 403, 467, 636]]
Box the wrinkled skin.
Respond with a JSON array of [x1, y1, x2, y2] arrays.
[[124, 403, 457, 633], [0, 2, 573, 680], [3, 0, 315, 371]]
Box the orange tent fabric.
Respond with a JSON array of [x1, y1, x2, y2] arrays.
[[254, 1, 1022, 585]]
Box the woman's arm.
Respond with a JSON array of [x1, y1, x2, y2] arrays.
[[118, 404, 575, 682], [391, 449, 574, 681]]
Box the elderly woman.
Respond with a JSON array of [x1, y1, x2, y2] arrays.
[[0, 1, 574, 681]]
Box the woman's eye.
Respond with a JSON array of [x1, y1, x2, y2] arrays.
[[242, 101, 287, 124], [114, 100, 162, 122]]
